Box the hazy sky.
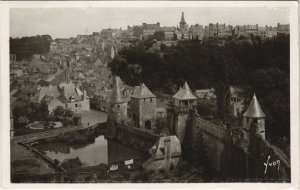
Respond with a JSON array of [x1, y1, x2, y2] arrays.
[[10, 7, 289, 39]]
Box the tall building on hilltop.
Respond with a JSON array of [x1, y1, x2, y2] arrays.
[[179, 12, 188, 31]]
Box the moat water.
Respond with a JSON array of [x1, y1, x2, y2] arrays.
[[37, 135, 148, 166]]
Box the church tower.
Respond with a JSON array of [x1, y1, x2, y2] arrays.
[[179, 12, 188, 31], [243, 94, 266, 152], [107, 76, 128, 126]]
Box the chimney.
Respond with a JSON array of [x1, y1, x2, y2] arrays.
[[83, 90, 87, 100], [164, 138, 171, 169], [64, 70, 69, 83]]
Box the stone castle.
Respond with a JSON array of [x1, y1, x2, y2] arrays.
[[107, 76, 290, 181]]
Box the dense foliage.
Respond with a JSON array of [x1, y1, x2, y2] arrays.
[[10, 35, 52, 60], [109, 35, 290, 139]]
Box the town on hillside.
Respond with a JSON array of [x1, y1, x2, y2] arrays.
[[10, 11, 290, 183]]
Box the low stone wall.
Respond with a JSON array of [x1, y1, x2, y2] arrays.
[[107, 124, 159, 152]]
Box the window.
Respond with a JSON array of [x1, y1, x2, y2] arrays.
[[117, 105, 120, 108], [150, 98, 152, 102], [75, 104, 78, 108], [145, 120, 151, 129]]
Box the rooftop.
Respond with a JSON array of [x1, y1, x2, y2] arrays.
[[132, 83, 156, 99], [173, 82, 197, 100], [110, 76, 127, 104], [243, 94, 266, 118]]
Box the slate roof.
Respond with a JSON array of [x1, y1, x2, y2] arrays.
[[32, 82, 84, 104], [32, 86, 61, 103], [152, 136, 181, 160], [110, 76, 126, 104], [59, 82, 83, 102], [195, 88, 216, 99], [132, 83, 156, 99], [243, 94, 266, 118], [173, 82, 197, 100]]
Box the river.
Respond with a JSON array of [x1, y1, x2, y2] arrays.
[[37, 135, 148, 167]]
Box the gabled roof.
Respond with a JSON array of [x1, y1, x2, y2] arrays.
[[132, 83, 156, 99], [152, 136, 181, 159], [195, 88, 216, 99], [59, 82, 83, 102], [243, 94, 266, 118], [32, 85, 61, 103], [173, 82, 197, 100], [110, 76, 126, 104]]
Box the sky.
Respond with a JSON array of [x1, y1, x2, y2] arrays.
[[10, 7, 289, 39]]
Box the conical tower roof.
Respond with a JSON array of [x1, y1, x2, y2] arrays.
[[180, 12, 186, 23], [173, 82, 197, 100], [243, 94, 266, 118], [132, 83, 156, 99], [110, 76, 126, 104]]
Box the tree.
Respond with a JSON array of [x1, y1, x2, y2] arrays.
[[53, 106, 65, 117], [38, 101, 49, 120], [152, 31, 165, 41], [109, 35, 290, 141], [73, 116, 81, 126], [64, 109, 74, 117]]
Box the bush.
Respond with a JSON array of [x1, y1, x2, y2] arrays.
[[169, 163, 175, 170], [132, 171, 150, 182]]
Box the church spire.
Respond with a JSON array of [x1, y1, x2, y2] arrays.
[[181, 12, 186, 23]]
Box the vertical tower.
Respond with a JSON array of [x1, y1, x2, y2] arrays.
[[64, 69, 69, 83], [129, 83, 157, 130], [179, 12, 187, 31], [169, 82, 197, 142], [107, 76, 128, 126], [243, 94, 266, 151], [110, 46, 115, 60]]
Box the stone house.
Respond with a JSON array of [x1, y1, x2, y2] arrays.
[[32, 82, 90, 113], [194, 88, 217, 103], [128, 83, 157, 130], [143, 135, 181, 171], [189, 24, 205, 40], [229, 86, 246, 117]]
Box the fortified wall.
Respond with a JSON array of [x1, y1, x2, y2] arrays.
[[185, 111, 291, 182]]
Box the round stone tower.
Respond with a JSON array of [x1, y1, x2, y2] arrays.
[[107, 76, 128, 126], [243, 93, 266, 151]]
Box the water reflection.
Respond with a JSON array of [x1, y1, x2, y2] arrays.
[[38, 135, 147, 166]]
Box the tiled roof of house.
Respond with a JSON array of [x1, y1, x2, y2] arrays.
[[195, 88, 216, 99], [243, 94, 266, 118], [32, 82, 84, 104], [173, 82, 197, 100]]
